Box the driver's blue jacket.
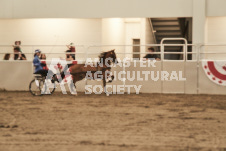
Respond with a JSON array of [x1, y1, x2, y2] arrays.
[[33, 55, 43, 73]]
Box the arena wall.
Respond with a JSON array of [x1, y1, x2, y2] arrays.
[[0, 61, 33, 91], [0, 0, 226, 95], [0, 19, 102, 54], [0, 0, 193, 18], [204, 17, 226, 60], [1, 0, 224, 18], [1, 61, 225, 95], [1, 0, 226, 56], [0, 18, 149, 61]]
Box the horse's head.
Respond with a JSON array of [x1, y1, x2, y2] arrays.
[[99, 49, 118, 67], [105, 49, 118, 64]]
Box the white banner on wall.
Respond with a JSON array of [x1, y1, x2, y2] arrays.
[[202, 60, 226, 86]]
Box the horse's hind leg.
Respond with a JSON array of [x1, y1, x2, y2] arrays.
[[103, 79, 109, 96], [70, 80, 77, 96]]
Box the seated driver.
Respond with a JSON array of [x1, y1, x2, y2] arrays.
[[33, 49, 57, 83]]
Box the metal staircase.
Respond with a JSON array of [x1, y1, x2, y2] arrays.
[[150, 18, 188, 60]]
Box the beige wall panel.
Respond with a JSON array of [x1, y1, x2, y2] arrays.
[[125, 61, 161, 93], [207, 0, 226, 17], [162, 61, 185, 93], [75, 79, 87, 92], [0, 61, 33, 91], [185, 62, 198, 94]]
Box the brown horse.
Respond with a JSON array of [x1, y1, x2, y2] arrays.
[[69, 49, 118, 95]]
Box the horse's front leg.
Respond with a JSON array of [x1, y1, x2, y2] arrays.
[[69, 75, 77, 96], [70, 81, 77, 96]]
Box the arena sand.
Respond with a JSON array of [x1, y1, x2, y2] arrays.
[[0, 92, 226, 151]]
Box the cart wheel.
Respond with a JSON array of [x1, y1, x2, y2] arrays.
[[29, 79, 43, 96]]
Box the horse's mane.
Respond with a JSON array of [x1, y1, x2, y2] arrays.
[[99, 52, 107, 63]]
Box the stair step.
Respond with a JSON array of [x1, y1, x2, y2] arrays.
[[156, 36, 184, 42], [156, 30, 181, 33], [160, 41, 184, 44], [152, 21, 179, 26], [151, 18, 178, 21], [152, 20, 178, 23], [156, 35, 183, 40], [155, 32, 182, 36], [156, 35, 183, 38], [153, 25, 180, 31], [155, 27, 181, 31], [156, 41, 185, 44], [153, 25, 180, 27]]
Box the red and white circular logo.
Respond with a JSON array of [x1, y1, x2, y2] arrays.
[[202, 61, 226, 86]]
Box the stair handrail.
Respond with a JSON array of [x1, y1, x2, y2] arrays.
[[148, 19, 157, 45]]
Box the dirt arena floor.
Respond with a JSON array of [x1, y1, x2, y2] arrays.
[[0, 92, 226, 151]]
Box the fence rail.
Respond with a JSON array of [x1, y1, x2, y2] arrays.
[[0, 38, 226, 62]]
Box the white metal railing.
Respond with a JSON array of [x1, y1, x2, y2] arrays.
[[0, 41, 226, 62]]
